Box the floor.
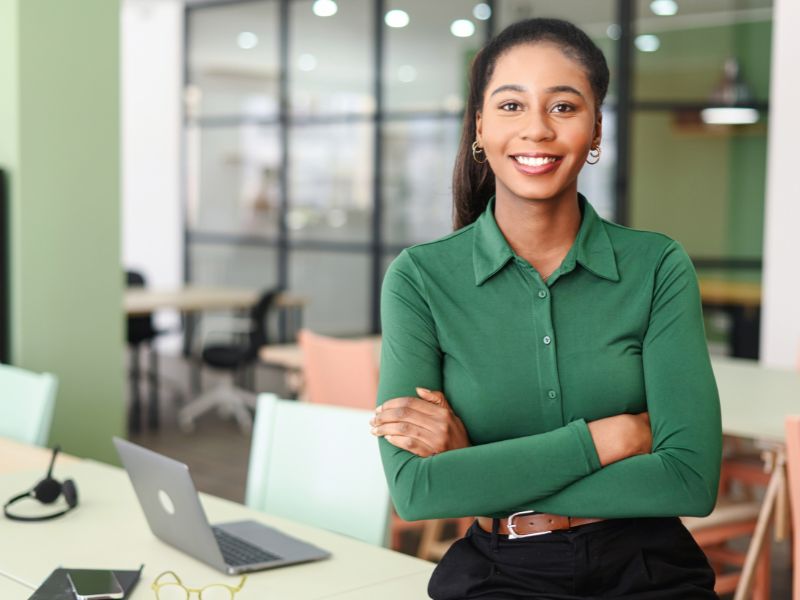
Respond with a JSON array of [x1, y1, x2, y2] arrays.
[[127, 351, 793, 598]]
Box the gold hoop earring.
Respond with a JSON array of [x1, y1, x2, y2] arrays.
[[471, 141, 487, 164], [586, 146, 601, 165]]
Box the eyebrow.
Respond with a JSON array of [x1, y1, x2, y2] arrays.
[[489, 84, 585, 99]]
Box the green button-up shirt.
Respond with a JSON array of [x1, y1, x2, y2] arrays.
[[377, 195, 721, 520]]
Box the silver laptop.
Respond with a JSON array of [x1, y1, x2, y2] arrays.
[[113, 437, 330, 575]]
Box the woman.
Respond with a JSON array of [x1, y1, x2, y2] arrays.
[[371, 17, 722, 600]]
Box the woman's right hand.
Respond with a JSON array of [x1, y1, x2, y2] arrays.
[[587, 412, 652, 467]]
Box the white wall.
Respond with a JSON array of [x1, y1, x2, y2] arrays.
[[760, 0, 800, 368], [121, 0, 184, 347]]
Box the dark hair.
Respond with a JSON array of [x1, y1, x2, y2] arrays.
[[452, 18, 610, 229]]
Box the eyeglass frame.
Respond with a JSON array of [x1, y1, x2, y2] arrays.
[[151, 570, 247, 599]]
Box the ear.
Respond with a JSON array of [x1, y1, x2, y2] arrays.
[[475, 110, 483, 145], [593, 111, 603, 148]]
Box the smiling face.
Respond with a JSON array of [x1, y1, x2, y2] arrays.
[[475, 42, 601, 207]]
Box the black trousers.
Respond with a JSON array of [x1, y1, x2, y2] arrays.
[[428, 517, 718, 600]]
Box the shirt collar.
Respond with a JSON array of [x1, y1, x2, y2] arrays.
[[473, 194, 620, 286]]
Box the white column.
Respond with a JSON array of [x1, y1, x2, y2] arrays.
[[760, 0, 800, 369], [121, 0, 184, 347]]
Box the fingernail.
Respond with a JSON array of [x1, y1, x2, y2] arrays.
[[376, 404, 383, 413], [370, 427, 378, 435], [416, 387, 430, 395]]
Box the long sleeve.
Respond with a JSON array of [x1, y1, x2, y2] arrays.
[[377, 251, 602, 521], [532, 242, 722, 518]]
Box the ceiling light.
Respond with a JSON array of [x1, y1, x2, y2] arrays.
[[635, 34, 660, 52], [473, 3, 491, 21], [237, 31, 258, 50], [297, 54, 318, 72], [699, 58, 759, 125], [384, 9, 410, 28], [398, 65, 417, 83], [606, 24, 621, 40], [700, 108, 759, 125], [450, 19, 475, 38], [650, 0, 678, 16], [312, 0, 338, 18]]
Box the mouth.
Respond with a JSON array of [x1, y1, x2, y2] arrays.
[[510, 153, 562, 175], [512, 154, 560, 167]]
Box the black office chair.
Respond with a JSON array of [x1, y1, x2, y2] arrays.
[[178, 288, 282, 433], [125, 270, 161, 433]]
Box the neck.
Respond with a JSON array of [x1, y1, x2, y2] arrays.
[[493, 187, 582, 278]]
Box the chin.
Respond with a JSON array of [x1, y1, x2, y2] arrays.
[[502, 182, 566, 203]]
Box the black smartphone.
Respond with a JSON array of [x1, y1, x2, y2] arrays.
[[66, 570, 124, 600]]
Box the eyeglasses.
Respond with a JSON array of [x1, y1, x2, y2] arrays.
[[151, 571, 247, 600]]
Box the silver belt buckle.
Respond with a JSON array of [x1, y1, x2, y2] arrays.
[[507, 510, 552, 539]]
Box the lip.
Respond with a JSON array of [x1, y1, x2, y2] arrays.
[[510, 154, 562, 175]]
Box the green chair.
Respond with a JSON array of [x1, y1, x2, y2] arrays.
[[245, 393, 390, 546], [0, 363, 58, 445]]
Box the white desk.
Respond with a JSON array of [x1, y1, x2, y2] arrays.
[[713, 356, 800, 442], [710, 356, 800, 599], [0, 437, 80, 475], [0, 572, 32, 598], [0, 459, 433, 599]]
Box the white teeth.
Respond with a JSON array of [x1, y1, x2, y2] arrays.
[[514, 155, 558, 167]]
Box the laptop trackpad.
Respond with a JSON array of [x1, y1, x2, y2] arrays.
[[215, 520, 330, 561]]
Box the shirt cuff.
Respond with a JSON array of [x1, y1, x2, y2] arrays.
[[571, 418, 602, 472]]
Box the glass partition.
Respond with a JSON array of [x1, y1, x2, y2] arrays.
[[187, 1, 280, 119]]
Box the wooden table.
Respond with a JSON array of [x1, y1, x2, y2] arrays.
[[711, 356, 800, 599], [699, 279, 762, 359], [124, 287, 306, 316], [0, 445, 433, 599], [259, 336, 381, 399], [123, 287, 308, 433], [699, 280, 761, 309]]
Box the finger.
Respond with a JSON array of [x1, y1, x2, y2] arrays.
[[373, 421, 439, 442], [416, 387, 447, 406], [381, 396, 443, 417], [384, 434, 437, 458], [373, 407, 444, 436]]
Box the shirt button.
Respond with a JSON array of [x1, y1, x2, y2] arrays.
[[543, 336, 552, 345], [548, 390, 557, 399], [538, 290, 548, 299]]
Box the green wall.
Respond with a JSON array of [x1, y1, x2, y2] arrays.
[[631, 21, 771, 265], [0, 0, 123, 462]]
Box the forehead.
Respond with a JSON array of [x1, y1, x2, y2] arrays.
[[488, 42, 591, 93]]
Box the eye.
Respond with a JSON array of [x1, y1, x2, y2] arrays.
[[499, 101, 522, 112], [551, 102, 575, 113]]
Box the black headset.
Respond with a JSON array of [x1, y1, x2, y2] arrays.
[[3, 445, 79, 522]]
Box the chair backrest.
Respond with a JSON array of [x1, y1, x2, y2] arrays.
[[245, 393, 390, 546], [247, 288, 282, 357], [298, 329, 378, 409], [0, 363, 58, 446], [125, 270, 157, 344], [785, 416, 800, 600]]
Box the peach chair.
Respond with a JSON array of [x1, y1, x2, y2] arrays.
[[297, 329, 379, 409], [785, 416, 800, 599], [296, 328, 470, 558]]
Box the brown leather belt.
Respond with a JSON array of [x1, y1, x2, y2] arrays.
[[477, 511, 605, 539]]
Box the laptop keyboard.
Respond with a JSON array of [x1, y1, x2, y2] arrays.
[[212, 527, 282, 566]]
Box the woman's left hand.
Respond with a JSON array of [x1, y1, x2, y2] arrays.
[[371, 387, 470, 457]]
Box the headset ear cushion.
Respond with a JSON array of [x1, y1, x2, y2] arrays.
[[62, 479, 78, 508], [33, 478, 62, 504]]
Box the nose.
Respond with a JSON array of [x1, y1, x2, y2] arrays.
[[519, 109, 555, 142]]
